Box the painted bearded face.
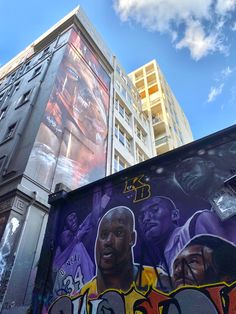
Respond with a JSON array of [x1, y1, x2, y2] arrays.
[[173, 244, 215, 288]]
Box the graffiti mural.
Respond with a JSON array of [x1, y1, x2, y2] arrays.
[[0, 215, 21, 302], [32, 127, 236, 313], [25, 29, 110, 191]]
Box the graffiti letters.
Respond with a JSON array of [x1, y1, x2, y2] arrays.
[[48, 282, 236, 313]]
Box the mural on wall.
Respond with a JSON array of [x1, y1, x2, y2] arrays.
[[25, 29, 110, 191], [33, 129, 236, 313], [0, 215, 21, 302]]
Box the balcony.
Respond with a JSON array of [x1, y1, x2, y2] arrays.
[[155, 136, 168, 146], [135, 71, 144, 81], [152, 116, 166, 134], [145, 64, 155, 75], [154, 135, 170, 155], [150, 97, 161, 107]]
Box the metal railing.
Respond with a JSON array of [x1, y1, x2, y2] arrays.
[[155, 136, 168, 146]]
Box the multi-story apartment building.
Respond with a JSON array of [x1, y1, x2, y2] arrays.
[[129, 60, 193, 156], [0, 7, 154, 313], [113, 61, 154, 172]]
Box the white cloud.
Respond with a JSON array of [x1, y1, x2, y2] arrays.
[[113, 0, 213, 32], [175, 20, 222, 60], [221, 66, 233, 78], [207, 83, 224, 102], [113, 0, 236, 60], [215, 0, 236, 15]]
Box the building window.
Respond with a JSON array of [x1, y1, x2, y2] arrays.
[[116, 65, 121, 75], [126, 94, 132, 107], [114, 153, 128, 172], [16, 89, 31, 109], [18, 64, 25, 76], [41, 47, 50, 58], [0, 107, 7, 121], [24, 61, 31, 73], [115, 81, 121, 91], [120, 85, 126, 100], [3, 123, 17, 142], [115, 123, 132, 152], [14, 81, 21, 94], [31, 66, 42, 79], [119, 103, 125, 117], [116, 99, 131, 125], [136, 126, 146, 143], [136, 148, 146, 163], [8, 72, 17, 85], [0, 92, 4, 103]]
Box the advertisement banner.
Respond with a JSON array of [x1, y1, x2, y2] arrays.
[[25, 31, 110, 191], [34, 127, 236, 313]]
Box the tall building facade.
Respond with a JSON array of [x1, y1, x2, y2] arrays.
[[0, 7, 154, 313], [129, 60, 193, 155]]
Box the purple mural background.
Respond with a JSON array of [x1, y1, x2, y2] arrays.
[[33, 127, 236, 313]]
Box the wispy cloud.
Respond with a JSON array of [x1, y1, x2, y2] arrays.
[[207, 83, 224, 102], [113, 0, 236, 60], [175, 20, 224, 60], [215, 0, 236, 15], [232, 22, 236, 30], [221, 66, 233, 78]]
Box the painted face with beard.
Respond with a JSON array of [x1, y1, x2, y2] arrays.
[[95, 207, 135, 276], [172, 244, 215, 288]]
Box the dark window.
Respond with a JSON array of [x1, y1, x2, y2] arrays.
[[9, 72, 16, 84], [18, 64, 24, 76], [14, 81, 21, 93], [4, 123, 17, 141], [3, 122, 17, 142], [16, 89, 31, 109], [41, 47, 50, 57], [0, 92, 4, 102], [0, 107, 7, 120], [24, 61, 31, 73], [31, 66, 42, 78], [22, 90, 31, 103]]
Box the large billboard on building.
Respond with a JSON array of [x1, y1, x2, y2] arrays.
[[25, 30, 110, 191], [33, 126, 236, 313]]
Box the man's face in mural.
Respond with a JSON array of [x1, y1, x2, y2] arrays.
[[138, 197, 178, 242], [175, 158, 214, 196], [172, 244, 215, 288], [96, 207, 135, 275], [65, 212, 78, 233]]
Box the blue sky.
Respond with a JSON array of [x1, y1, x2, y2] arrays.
[[0, 0, 236, 140]]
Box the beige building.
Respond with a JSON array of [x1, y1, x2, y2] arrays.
[[129, 60, 193, 155]]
